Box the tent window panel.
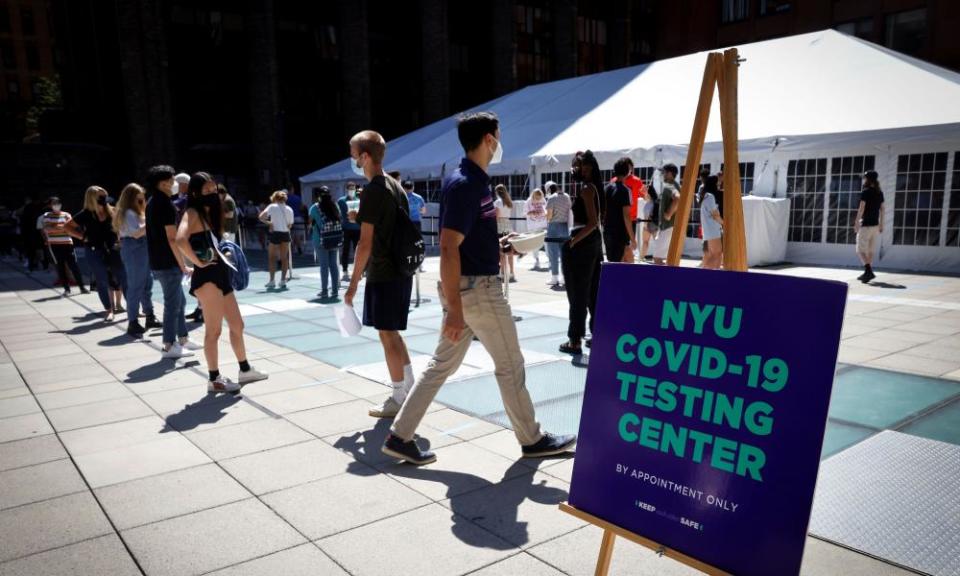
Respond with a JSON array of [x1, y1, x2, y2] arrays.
[[635, 167, 656, 183], [719, 162, 755, 195], [947, 152, 960, 247], [894, 152, 947, 247], [787, 158, 826, 243], [826, 155, 874, 245], [681, 164, 710, 238]]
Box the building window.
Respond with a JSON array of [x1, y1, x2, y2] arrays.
[[760, 1, 791, 16], [948, 153, 960, 247], [577, 16, 606, 75], [0, 6, 10, 33], [515, 4, 552, 87], [786, 158, 827, 243], [721, 0, 750, 24], [828, 155, 875, 244], [885, 9, 926, 55], [25, 45, 39, 71], [540, 171, 567, 195], [681, 164, 710, 239], [20, 7, 34, 35], [450, 43, 469, 72], [720, 162, 756, 195], [894, 152, 947, 247], [634, 166, 656, 183], [7, 80, 19, 100], [1, 43, 15, 70], [836, 18, 874, 40]]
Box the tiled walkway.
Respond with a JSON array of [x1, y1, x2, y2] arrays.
[[0, 254, 956, 575]]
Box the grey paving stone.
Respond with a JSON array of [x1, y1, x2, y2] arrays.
[[466, 552, 566, 576], [0, 385, 29, 400], [21, 363, 112, 388], [0, 491, 113, 563], [800, 537, 915, 576], [13, 352, 91, 373], [318, 503, 516, 576], [529, 524, 696, 576], [95, 463, 251, 530], [382, 441, 535, 501], [34, 381, 134, 411], [0, 458, 87, 510], [0, 395, 40, 419], [0, 412, 53, 443], [421, 408, 506, 441], [0, 434, 67, 471], [206, 543, 348, 576], [157, 394, 271, 434], [263, 468, 431, 539], [26, 373, 118, 394], [326, 375, 391, 399], [44, 396, 154, 432], [253, 385, 356, 414], [232, 370, 331, 396], [438, 471, 584, 549], [72, 434, 211, 488], [59, 415, 168, 456], [285, 398, 380, 438], [186, 417, 314, 461], [121, 498, 306, 576], [0, 534, 140, 576], [220, 439, 354, 495]]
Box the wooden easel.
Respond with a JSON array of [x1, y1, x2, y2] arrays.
[[667, 48, 748, 272], [559, 503, 731, 576]]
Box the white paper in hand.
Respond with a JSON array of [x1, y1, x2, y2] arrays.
[[334, 304, 362, 337]]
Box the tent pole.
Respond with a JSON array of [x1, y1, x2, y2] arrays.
[[668, 53, 719, 266]]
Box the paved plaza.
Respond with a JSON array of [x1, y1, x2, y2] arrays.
[[0, 252, 958, 576]]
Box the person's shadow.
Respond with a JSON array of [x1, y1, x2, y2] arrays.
[[125, 358, 200, 384], [866, 281, 907, 289], [333, 419, 571, 549], [160, 393, 242, 433]]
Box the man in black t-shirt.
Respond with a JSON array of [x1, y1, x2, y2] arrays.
[[604, 157, 636, 263], [854, 170, 885, 283], [343, 130, 415, 419], [145, 165, 198, 357]]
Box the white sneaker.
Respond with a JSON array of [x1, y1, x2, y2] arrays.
[[369, 397, 402, 418], [179, 338, 202, 351], [279, 281, 287, 289], [265, 281, 276, 289], [207, 375, 241, 394], [238, 366, 269, 385], [546, 278, 559, 286], [161, 343, 194, 359]]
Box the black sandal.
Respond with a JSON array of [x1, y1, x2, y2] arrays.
[[559, 342, 582, 355]]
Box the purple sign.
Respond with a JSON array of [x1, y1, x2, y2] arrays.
[[569, 264, 846, 576]]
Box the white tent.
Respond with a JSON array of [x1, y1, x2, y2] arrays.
[[300, 30, 960, 272]]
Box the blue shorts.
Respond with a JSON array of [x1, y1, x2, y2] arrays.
[[362, 276, 413, 331]]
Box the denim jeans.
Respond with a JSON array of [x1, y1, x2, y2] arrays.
[[318, 246, 339, 294], [546, 222, 568, 277], [154, 267, 187, 345], [120, 237, 154, 327], [87, 247, 127, 311]]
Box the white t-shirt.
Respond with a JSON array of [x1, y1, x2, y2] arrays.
[[266, 203, 294, 232], [494, 198, 511, 220]]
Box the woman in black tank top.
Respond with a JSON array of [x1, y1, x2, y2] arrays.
[[175, 172, 268, 394], [560, 151, 604, 354]]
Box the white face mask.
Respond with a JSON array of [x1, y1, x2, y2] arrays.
[[351, 155, 365, 177], [52, 204, 62, 212], [490, 137, 503, 165], [346, 188, 356, 199]]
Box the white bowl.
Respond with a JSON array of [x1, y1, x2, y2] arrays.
[[508, 231, 546, 254]]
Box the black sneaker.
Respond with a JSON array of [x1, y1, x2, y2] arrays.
[[857, 272, 868, 282], [382, 434, 436, 465], [186, 308, 201, 321], [522, 432, 577, 458], [144, 315, 162, 329], [127, 322, 146, 337], [862, 269, 876, 283], [585, 337, 592, 349], [80, 286, 90, 294]]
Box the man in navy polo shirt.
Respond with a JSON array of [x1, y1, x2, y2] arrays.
[[382, 111, 577, 465]]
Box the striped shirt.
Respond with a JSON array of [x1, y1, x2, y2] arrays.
[[546, 192, 572, 223], [41, 211, 73, 245]]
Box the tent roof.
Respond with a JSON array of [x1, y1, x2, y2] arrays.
[[301, 29, 960, 184]]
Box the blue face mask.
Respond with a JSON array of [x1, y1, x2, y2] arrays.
[[351, 155, 365, 177]]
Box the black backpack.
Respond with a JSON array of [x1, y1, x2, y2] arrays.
[[386, 180, 425, 277]]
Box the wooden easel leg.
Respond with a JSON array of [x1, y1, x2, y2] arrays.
[[595, 529, 616, 576]]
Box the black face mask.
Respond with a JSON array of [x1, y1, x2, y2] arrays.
[[96, 196, 108, 207], [203, 194, 221, 210], [571, 168, 583, 182]]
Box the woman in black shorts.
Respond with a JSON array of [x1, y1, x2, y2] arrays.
[[176, 172, 268, 394], [258, 190, 294, 289]]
